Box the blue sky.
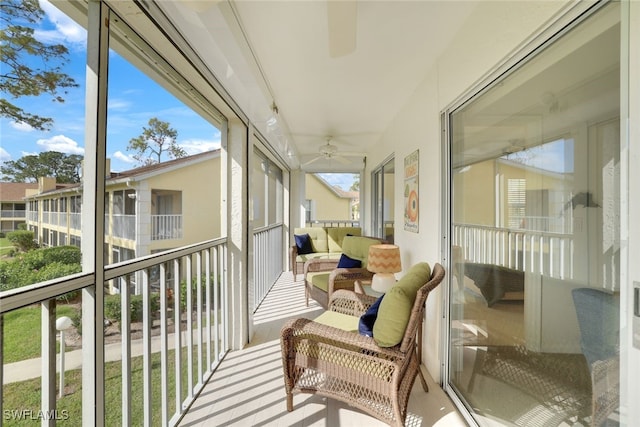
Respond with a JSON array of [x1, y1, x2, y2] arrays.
[[0, 0, 221, 174]]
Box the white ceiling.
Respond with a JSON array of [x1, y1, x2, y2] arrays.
[[158, 1, 478, 172]]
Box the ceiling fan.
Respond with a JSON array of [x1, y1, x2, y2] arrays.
[[302, 137, 364, 167]]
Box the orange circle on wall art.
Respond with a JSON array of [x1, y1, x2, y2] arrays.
[[407, 190, 418, 222]]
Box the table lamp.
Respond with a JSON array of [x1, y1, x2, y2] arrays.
[[367, 244, 402, 293]]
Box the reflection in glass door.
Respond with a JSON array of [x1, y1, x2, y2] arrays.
[[447, 3, 621, 426]]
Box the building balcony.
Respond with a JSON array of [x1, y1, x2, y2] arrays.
[[0, 224, 464, 426], [152, 214, 183, 241], [0, 210, 27, 219]]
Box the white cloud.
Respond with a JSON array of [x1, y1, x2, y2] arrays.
[[112, 151, 135, 164], [36, 135, 84, 155], [179, 139, 221, 155], [0, 147, 11, 162], [37, 0, 86, 46], [10, 121, 35, 132], [108, 98, 132, 111]]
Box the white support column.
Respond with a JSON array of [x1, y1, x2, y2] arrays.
[[225, 119, 249, 349], [82, 1, 109, 425], [289, 169, 306, 231]]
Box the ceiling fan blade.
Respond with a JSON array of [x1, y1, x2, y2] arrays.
[[339, 151, 366, 157], [333, 155, 352, 165], [302, 156, 323, 167], [327, 1, 357, 58]]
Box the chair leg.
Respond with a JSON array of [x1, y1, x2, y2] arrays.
[[286, 393, 294, 412], [415, 353, 429, 392]]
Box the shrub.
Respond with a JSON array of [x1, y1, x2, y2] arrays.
[[71, 311, 82, 335], [105, 293, 161, 328], [6, 230, 36, 252], [179, 276, 222, 312], [41, 245, 81, 265], [33, 262, 81, 283], [0, 245, 82, 291]]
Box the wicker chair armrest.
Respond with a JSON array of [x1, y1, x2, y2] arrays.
[[329, 267, 374, 283], [329, 290, 377, 316], [304, 258, 340, 275], [281, 318, 401, 359], [327, 268, 374, 298]]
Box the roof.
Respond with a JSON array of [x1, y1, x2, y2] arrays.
[[109, 149, 220, 180], [311, 174, 358, 200], [23, 150, 221, 199], [0, 182, 39, 202]]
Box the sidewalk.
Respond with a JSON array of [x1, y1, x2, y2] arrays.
[[4, 331, 178, 384]]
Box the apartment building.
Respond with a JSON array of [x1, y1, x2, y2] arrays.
[[23, 151, 221, 292], [0, 182, 39, 234]]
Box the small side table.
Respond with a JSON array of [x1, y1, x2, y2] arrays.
[[354, 279, 384, 298]]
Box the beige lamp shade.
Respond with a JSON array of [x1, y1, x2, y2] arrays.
[[367, 244, 402, 273], [368, 244, 402, 293]]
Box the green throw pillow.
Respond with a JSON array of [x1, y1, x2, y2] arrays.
[[396, 262, 431, 299], [372, 262, 432, 347], [372, 286, 413, 347]]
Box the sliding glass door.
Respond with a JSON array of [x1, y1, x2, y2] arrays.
[[446, 3, 621, 426]]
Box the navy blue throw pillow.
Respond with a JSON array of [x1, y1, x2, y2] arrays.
[[359, 295, 384, 337], [294, 233, 313, 255], [337, 253, 361, 268]]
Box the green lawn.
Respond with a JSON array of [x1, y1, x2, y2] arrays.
[[2, 348, 194, 426], [0, 236, 14, 257], [3, 305, 80, 363]]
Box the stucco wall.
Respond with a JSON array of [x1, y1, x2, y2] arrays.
[[305, 174, 352, 221], [148, 156, 222, 252]]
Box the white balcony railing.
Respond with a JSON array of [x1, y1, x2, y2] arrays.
[[112, 214, 136, 240], [70, 213, 81, 230], [252, 223, 284, 312], [152, 215, 183, 241], [0, 238, 229, 426], [305, 220, 360, 228], [453, 223, 574, 279], [0, 210, 26, 218]]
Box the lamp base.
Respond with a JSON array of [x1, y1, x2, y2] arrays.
[[371, 273, 396, 293]]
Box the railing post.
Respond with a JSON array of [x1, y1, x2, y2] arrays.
[[41, 299, 56, 427]]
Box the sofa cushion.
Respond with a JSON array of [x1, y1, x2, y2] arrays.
[[372, 287, 412, 347], [296, 252, 340, 264], [341, 236, 381, 269], [373, 262, 432, 347], [294, 227, 329, 253], [358, 295, 384, 337], [327, 227, 361, 253], [308, 271, 331, 293], [294, 233, 313, 255], [314, 310, 360, 333], [337, 253, 361, 268]]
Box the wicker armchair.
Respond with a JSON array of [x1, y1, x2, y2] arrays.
[[281, 263, 445, 426], [304, 257, 374, 309]]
